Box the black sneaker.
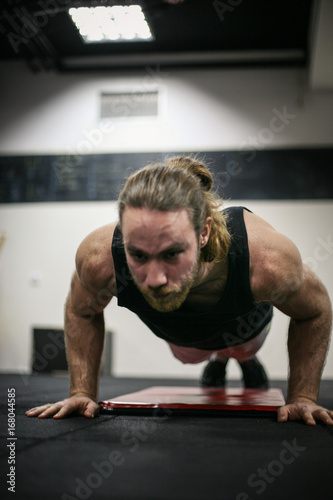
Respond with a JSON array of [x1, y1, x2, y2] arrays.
[[239, 356, 269, 389], [200, 360, 227, 387]]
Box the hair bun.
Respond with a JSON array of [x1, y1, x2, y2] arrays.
[[167, 156, 213, 192]]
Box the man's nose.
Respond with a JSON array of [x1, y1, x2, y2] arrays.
[[145, 260, 167, 289]]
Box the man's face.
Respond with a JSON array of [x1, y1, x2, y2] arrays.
[[121, 207, 200, 312]]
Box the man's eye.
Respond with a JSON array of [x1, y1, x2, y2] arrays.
[[131, 252, 147, 262], [165, 250, 181, 260]]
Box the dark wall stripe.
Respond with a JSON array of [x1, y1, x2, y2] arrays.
[[1, 148, 332, 203]]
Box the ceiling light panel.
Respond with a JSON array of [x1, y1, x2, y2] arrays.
[[69, 5, 154, 43]]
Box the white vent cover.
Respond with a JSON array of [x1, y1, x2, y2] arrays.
[[100, 91, 158, 118]]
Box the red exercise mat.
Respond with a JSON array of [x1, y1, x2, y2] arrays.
[[99, 386, 285, 414]]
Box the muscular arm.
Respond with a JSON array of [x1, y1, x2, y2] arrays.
[[26, 223, 116, 419], [247, 211, 333, 425], [65, 273, 108, 402], [271, 264, 332, 424], [281, 267, 332, 406]]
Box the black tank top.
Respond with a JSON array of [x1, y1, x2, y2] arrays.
[[111, 206, 273, 350]]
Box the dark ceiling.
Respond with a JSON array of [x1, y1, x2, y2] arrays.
[[0, 0, 314, 72]]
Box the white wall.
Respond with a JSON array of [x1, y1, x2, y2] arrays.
[[310, 0, 333, 89], [0, 61, 332, 381]]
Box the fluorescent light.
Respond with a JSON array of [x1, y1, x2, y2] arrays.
[[69, 5, 153, 43]]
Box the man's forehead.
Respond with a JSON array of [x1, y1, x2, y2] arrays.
[[122, 207, 192, 229], [121, 207, 195, 246]]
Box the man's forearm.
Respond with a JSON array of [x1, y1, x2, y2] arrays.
[[287, 306, 332, 403], [65, 301, 105, 401]]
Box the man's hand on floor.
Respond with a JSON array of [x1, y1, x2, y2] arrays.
[[25, 396, 100, 419], [277, 400, 333, 426]]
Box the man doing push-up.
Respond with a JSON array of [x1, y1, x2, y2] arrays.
[[26, 156, 333, 425]]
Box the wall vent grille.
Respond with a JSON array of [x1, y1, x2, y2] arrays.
[[100, 91, 158, 118]]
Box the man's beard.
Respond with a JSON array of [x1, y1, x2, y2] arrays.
[[131, 253, 200, 313]]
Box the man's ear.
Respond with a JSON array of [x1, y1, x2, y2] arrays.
[[200, 217, 212, 248]]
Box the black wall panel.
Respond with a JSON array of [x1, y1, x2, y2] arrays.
[[1, 148, 332, 203]]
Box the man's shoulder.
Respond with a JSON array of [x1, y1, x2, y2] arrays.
[[75, 222, 118, 294], [243, 210, 303, 302]]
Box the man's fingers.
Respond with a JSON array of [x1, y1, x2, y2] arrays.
[[277, 407, 288, 422], [300, 408, 316, 426], [39, 404, 63, 419], [26, 401, 71, 419], [313, 409, 333, 425], [26, 403, 60, 418], [83, 402, 100, 419], [53, 404, 75, 419]]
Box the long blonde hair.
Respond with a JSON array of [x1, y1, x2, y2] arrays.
[[118, 156, 230, 262]]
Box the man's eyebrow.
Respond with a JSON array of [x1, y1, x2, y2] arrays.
[[126, 242, 188, 256], [126, 244, 146, 254], [161, 243, 188, 253]]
